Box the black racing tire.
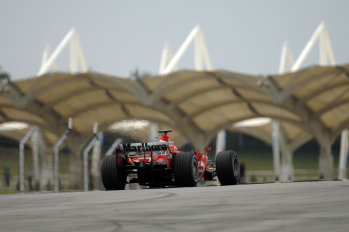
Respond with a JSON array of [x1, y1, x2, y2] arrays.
[[101, 155, 126, 190], [216, 150, 240, 185], [174, 152, 199, 187]]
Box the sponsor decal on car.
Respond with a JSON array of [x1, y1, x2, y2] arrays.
[[116, 142, 168, 153]]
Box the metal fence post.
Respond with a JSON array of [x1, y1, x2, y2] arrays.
[[53, 118, 72, 192]]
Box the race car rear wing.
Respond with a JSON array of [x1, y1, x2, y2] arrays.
[[115, 142, 168, 153]]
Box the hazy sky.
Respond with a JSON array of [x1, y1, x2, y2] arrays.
[[1, 0, 349, 80]]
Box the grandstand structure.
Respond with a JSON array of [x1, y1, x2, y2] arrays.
[[0, 23, 348, 191]]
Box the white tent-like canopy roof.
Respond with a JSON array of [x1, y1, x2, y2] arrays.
[[0, 64, 348, 149], [267, 65, 349, 143]]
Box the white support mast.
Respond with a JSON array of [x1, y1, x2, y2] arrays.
[[279, 41, 294, 74], [38, 28, 88, 76], [197, 30, 212, 71], [159, 43, 177, 74], [160, 25, 200, 75], [41, 46, 59, 72], [159, 25, 212, 75], [291, 22, 336, 71]]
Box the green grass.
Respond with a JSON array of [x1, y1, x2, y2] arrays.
[[0, 148, 71, 191], [236, 150, 273, 170]]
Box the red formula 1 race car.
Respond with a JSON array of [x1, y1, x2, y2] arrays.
[[101, 130, 240, 190]]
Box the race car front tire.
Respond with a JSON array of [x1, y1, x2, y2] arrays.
[[101, 155, 126, 190], [174, 152, 199, 187], [216, 150, 240, 185]]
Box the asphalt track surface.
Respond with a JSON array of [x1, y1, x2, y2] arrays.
[[1, 181, 349, 232]]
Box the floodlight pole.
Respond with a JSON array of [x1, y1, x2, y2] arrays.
[[83, 123, 100, 191], [19, 126, 38, 191], [53, 118, 73, 192]]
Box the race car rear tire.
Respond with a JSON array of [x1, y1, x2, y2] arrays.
[[174, 152, 199, 187], [101, 155, 126, 190], [216, 150, 240, 185]]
